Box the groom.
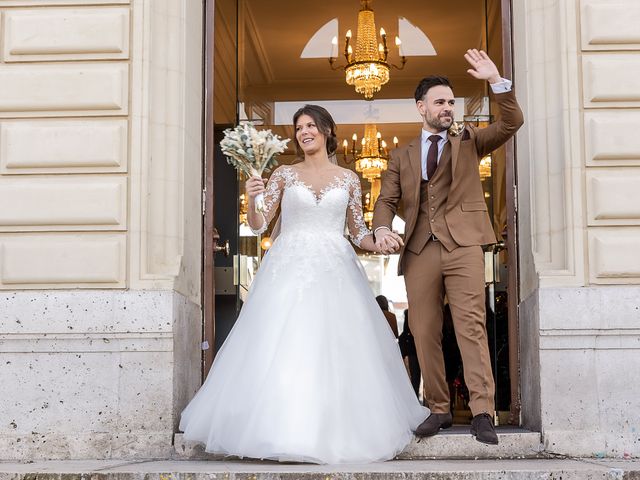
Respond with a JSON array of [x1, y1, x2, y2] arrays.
[[373, 49, 523, 444]]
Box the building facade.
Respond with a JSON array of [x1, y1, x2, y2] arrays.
[[0, 0, 204, 459], [1, 0, 638, 460], [515, 0, 640, 457]]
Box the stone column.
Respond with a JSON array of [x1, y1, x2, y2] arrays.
[[514, 0, 640, 457]]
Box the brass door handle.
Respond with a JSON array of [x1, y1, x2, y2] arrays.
[[493, 240, 506, 253], [214, 239, 230, 257]]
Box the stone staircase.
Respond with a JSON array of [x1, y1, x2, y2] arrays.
[[2, 429, 637, 480], [173, 427, 544, 460], [1, 458, 638, 480]]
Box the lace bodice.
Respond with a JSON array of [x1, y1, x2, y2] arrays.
[[251, 165, 371, 247]]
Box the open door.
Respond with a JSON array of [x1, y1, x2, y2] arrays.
[[202, 0, 521, 425], [202, 0, 216, 375], [202, 0, 240, 376]]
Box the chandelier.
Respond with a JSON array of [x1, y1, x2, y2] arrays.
[[343, 124, 397, 226], [363, 192, 374, 228], [330, 0, 405, 100], [479, 155, 492, 180], [342, 123, 396, 180], [239, 193, 248, 225], [463, 115, 493, 181]]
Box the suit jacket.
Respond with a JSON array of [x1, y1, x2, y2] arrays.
[[382, 310, 399, 337], [372, 89, 524, 274]]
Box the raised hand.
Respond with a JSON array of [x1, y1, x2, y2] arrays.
[[464, 49, 501, 84]]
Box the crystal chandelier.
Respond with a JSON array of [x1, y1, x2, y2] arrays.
[[342, 123, 396, 180], [330, 0, 405, 100], [363, 192, 374, 228], [463, 115, 493, 180], [239, 193, 248, 225], [343, 124, 397, 226], [479, 155, 492, 179]]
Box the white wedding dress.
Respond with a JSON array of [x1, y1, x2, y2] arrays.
[[180, 165, 428, 464]]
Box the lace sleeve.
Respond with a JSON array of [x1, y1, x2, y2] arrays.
[[346, 171, 372, 247], [250, 167, 286, 235]]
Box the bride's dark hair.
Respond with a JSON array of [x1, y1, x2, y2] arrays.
[[292, 104, 338, 157]]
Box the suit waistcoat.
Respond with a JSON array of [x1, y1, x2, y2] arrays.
[[405, 142, 458, 254]]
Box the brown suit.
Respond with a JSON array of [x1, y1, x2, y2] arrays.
[[373, 89, 523, 416], [383, 310, 399, 337]]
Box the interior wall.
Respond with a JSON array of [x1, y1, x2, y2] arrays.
[[214, 0, 237, 125]]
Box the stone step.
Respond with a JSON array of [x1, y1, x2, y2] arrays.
[[173, 427, 544, 461], [1, 459, 638, 480]]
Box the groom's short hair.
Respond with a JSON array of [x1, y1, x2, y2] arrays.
[[414, 76, 453, 102]]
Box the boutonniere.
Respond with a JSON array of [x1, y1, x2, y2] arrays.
[[448, 121, 465, 137]]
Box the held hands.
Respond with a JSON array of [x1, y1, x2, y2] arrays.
[[464, 49, 501, 85], [374, 228, 404, 255]]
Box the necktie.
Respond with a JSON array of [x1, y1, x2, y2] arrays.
[[426, 134, 440, 180]]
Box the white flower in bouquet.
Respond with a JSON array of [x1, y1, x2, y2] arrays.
[[220, 122, 290, 212]]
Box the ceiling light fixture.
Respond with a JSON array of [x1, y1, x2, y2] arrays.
[[343, 124, 396, 224], [329, 0, 405, 100]]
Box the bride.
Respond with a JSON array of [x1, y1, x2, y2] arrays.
[[179, 104, 428, 464]]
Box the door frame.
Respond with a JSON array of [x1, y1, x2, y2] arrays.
[[500, 0, 521, 425], [202, 0, 216, 376], [201, 0, 522, 418]]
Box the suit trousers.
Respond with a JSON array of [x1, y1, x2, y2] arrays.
[[403, 240, 495, 416]]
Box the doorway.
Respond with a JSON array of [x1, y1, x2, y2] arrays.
[[203, 0, 521, 425]]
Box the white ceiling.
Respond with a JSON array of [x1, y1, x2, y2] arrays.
[[240, 0, 492, 102]]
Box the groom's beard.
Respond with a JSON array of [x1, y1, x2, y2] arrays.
[[426, 111, 454, 132]]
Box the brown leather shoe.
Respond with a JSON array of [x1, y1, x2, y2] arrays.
[[415, 412, 453, 437], [471, 413, 499, 445]]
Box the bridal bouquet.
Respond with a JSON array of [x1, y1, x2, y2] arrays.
[[220, 122, 290, 212]]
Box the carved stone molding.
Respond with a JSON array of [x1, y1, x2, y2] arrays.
[[580, 0, 640, 51], [513, 0, 586, 288], [0, 119, 128, 174], [2, 7, 130, 62], [129, 0, 202, 293]]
